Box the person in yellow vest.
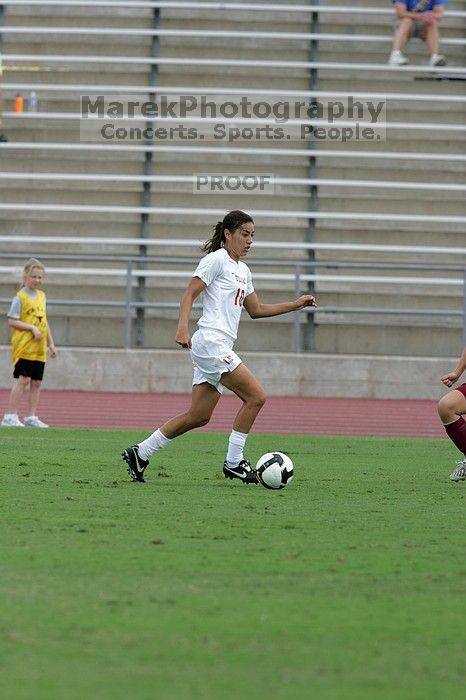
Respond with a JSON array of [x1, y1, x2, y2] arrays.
[[1, 258, 57, 428]]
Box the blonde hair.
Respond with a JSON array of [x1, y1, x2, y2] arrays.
[[22, 257, 45, 284]]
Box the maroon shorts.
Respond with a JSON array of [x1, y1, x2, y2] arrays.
[[455, 383, 466, 398]]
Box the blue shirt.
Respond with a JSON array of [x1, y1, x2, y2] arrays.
[[392, 0, 447, 11]]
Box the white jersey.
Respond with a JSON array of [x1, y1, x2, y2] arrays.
[[193, 247, 254, 341]]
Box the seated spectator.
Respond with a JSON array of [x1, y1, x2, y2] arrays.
[[388, 0, 448, 67]]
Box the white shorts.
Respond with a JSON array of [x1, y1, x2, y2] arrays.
[[190, 328, 242, 394]]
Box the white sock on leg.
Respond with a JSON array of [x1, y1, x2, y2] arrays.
[[138, 429, 171, 460], [226, 430, 248, 467]]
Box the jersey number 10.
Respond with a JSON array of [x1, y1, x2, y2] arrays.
[[234, 288, 245, 306]]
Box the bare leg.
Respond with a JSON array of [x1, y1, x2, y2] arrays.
[[7, 376, 30, 414], [220, 363, 267, 433], [219, 363, 266, 482], [438, 390, 466, 424], [27, 379, 42, 416], [423, 22, 440, 57], [438, 390, 466, 470], [392, 18, 413, 51], [160, 382, 221, 439]]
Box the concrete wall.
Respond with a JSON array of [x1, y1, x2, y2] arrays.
[[0, 345, 455, 401]]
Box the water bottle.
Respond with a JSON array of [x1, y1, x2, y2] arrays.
[[13, 93, 23, 113], [28, 91, 38, 112]]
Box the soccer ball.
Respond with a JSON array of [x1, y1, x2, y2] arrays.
[[255, 452, 294, 490]]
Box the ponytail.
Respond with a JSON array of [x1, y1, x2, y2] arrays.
[[202, 220, 224, 254], [202, 210, 254, 254]]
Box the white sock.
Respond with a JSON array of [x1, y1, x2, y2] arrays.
[[138, 429, 171, 460], [226, 430, 248, 466]]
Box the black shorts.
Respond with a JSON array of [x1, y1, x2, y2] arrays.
[[13, 358, 45, 381]]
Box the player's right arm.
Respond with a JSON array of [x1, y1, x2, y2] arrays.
[[175, 276, 206, 348], [393, 2, 416, 20], [441, 346, 466, 387], [7, 317, 43, 340]]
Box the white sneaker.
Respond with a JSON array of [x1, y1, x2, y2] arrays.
[[1, 413, 25, 427], [449, 459, 466, 482], [389, 50, 408, 66], [429, 54, 447, 67], [24, 415, 49, 428]]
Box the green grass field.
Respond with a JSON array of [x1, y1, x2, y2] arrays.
[[1, 428, 465, 700]]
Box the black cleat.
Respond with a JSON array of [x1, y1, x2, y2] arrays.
[[122, 444, 149, 482], [223, 459, 258, 484]]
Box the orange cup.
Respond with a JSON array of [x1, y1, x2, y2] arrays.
[[13, 94, 24, 113]]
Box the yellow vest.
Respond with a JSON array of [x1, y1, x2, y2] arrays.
[[11, 289, 48, 364]]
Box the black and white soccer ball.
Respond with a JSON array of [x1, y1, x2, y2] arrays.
[[255, 452, 294, 490]]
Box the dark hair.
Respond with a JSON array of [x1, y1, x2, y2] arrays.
[[202, 210, 254, 254]]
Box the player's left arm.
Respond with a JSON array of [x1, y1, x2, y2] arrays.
[[431, 2, 445, 21], [243, 291, 316, 319], [432, 2, 446, 21], [46, 321, 57, 358]]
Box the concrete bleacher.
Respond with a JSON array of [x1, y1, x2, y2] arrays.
[[0, 0, 465, 358]]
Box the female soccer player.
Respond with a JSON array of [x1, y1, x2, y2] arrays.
[[438, 346, 466, 482], [1, 258, 57, 428], [122, 210, 316, 484]]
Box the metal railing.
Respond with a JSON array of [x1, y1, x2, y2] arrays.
[[2, 26, 465, 45], [1, 0, 465, 355], [1, 252, 466, 352], [0, 203, 464, 226], [1, 85, 466, 105], [3, 53, 466, 74], [2, 1, 465, 18], [1, 141, 465, 163], [0, 171, 464, 193]]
